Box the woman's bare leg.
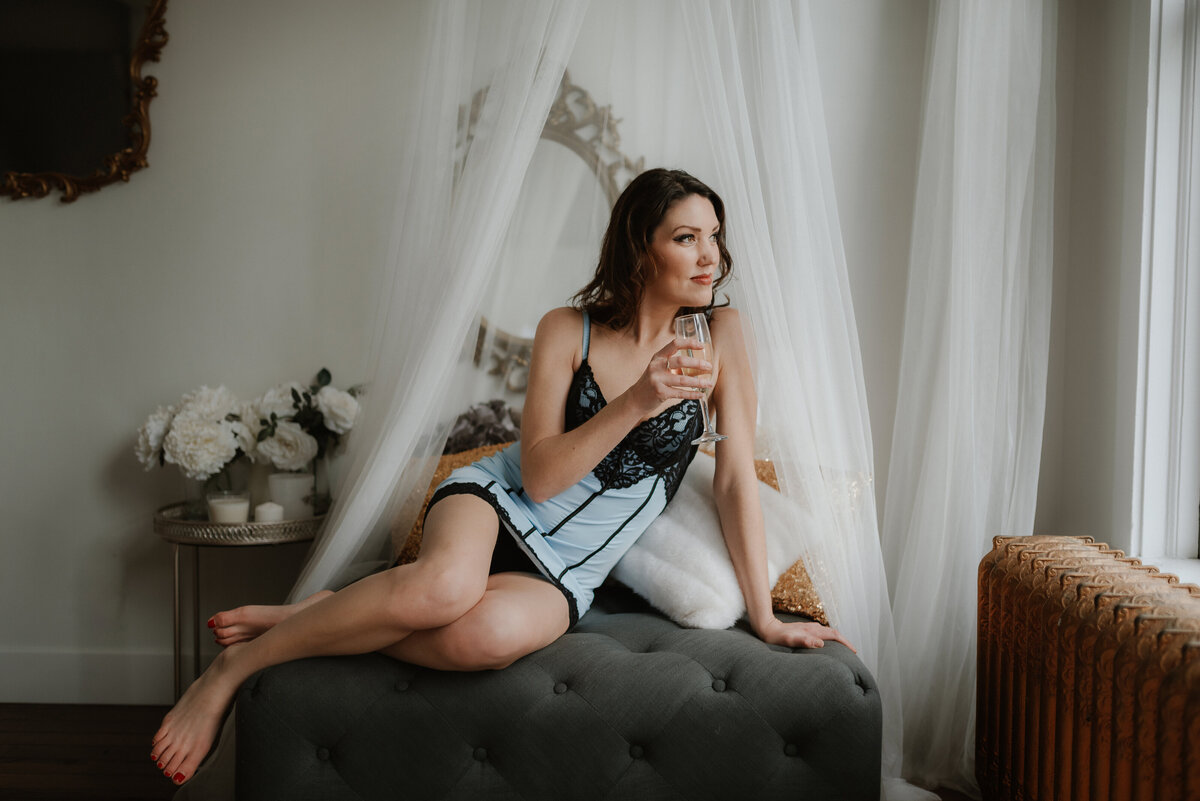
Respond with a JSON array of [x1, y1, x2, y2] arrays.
[[381, 571, 570, 670], [209, 590, 334, 647], [150, 494, 499, 785]]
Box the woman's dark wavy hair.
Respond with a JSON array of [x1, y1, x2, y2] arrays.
[[571, 168, 732, 331]]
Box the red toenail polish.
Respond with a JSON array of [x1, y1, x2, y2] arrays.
[[157, 762, 163, 769], [207, 618, 216, 628], [174, 773, 186, 783]]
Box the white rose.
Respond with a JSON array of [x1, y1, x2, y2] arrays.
[[135, 404, 176, 470], [257, 420, 319, 472], [256, 382, 307, 422], [162, 417, 239, 480], [315, 386, 359, 435], [175, 385, 239, 424], [234, 400, 263, 462]]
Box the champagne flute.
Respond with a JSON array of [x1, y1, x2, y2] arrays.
[[674, 312, 727, 444]]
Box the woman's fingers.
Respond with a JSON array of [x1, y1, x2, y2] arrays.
[[822, 627, 857, 653], [765, 620, 857, 653], [659, 335, 704, 357]]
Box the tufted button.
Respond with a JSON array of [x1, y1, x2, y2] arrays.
[[784, 743, 798, 757], [711, 679, 726, 692], [629, 744, 644, 759], [553, 682, 568, 695], [473, 747, 488, 762], [394, 680, 409, 692], [316, 747, 330, 761]]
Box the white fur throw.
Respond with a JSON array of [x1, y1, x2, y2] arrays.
[[611, 452, 813, 629]]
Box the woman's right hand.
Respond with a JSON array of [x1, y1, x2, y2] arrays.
[[624, 337, 713, 418]]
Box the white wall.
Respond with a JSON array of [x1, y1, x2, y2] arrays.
[[0, 0, 426, 703], [1034, 0, 1151, 555]]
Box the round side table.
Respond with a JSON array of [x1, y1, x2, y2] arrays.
[[153, 502, 324, 699]]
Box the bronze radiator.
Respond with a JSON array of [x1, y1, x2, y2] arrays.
[[977, 535, 1200, 801]]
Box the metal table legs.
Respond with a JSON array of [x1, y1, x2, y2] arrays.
[[170, 543, 201, 701]]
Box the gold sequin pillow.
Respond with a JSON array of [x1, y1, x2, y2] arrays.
[[755, 460, 828, 626], [393, 442, 509, 565]]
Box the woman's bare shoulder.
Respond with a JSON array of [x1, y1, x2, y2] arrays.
[[532, 307, 584, 365], [536, 306, 583, 334]]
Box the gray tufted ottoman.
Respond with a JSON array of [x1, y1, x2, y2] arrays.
[[234, 584, 882, 800]]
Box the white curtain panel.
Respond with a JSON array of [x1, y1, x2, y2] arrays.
[[679, 4, 924, 797], [289, 0, 588, 596], [882, 0, 1057, 793]]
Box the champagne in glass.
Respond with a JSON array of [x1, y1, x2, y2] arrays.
[[674, 313, 727, 444]]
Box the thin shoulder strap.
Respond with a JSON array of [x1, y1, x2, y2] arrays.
[[581, 311, 591, 360]]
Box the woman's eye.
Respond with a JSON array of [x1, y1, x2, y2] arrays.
[[675, 234, 695, 243]]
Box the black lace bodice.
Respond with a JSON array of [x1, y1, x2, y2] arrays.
[[565, 361, 700, 502]]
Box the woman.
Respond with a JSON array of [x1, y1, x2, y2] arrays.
[[151, 168, 852, 785]]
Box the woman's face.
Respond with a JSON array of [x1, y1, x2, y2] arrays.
[[644, 193, 720, 310]]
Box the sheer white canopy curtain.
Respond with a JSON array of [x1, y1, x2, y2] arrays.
[[882, 0, 1057, 794], [289, 0, 588, 596], [285, 1, 989, 798]]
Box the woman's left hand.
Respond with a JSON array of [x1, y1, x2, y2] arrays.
[[754, 617, 856, 652]]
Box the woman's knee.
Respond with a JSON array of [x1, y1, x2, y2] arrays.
[[442, 608, 531, 670], [386, 560, 487, 629]]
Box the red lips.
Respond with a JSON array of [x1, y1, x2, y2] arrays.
[[691, 274, 713, 285]]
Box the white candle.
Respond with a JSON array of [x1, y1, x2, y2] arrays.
[[268, 472, 315, 520], [207, 495, 250, 524], [255, 501, 284, 523]]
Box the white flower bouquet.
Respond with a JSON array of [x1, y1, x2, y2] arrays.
[[253, 370, 360, 506], [136, 385, 254, 483], [136, 368, 361, 517]]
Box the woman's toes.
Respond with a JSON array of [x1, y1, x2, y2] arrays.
[[214, 631, 249, 647], [209, 608, 240, 631]]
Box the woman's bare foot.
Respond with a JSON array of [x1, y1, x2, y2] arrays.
[[208, 590, 333, 646], [150, 645, 245, 785]]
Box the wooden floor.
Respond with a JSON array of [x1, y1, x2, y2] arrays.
[[0, 704, 177, 801], [1, 703, 980, 801]]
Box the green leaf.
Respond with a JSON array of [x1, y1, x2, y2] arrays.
[[316, 368, 332, 388], [291, 388, 302, 408]]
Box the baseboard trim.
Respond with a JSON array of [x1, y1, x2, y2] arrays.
[[0, 647, 177, 705]]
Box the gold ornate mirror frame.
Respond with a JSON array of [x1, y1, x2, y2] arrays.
[[2, 0, 170, 203], [468, 72, 644, 391], [458, 70, 644, 207]]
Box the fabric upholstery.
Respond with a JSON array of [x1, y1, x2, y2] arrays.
[[235, 585, 881, 801]]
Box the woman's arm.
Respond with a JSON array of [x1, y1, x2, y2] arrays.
[[519, 307, 709, 503], [708, 308, 855, 651]]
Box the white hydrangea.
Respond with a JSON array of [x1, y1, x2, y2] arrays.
[[162, 416, 239, 480], [315, 385, 359, 435], [256, 420, 319, 472], [135, 404, 176, 470], [175, 385, 239, 424]]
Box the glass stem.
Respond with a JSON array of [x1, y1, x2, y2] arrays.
[[698, 396, 714, 434]]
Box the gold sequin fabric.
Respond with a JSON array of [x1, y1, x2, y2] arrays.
[[394, 443, 508, 565], [755, 459, 828, 626]]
